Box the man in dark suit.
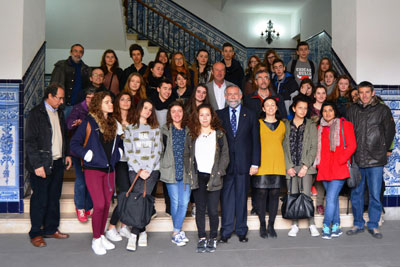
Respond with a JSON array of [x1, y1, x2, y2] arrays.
[[216, 85, 261, 243]]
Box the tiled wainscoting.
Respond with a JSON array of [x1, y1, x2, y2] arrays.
[[0, 43, 45, 213]]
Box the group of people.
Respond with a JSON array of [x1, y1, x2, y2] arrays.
[[25, 41, 395, 255]]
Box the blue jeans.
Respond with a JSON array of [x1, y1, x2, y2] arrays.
[[350, 166, 384, 229], [72, 156, 93, 210], [322, 180, 345, 226], [166, 180, 191, 233]]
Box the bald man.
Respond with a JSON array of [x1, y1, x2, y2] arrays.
[[206, 62, 235, 110]]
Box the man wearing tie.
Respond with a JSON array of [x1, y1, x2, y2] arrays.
[[216, 85, 261, 243]]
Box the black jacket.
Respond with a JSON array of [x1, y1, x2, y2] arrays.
[[120, 63, 148, 91], [25, 101, 68, 174], [346, 96, 396, 168], [222, 59, 244, 89], [243, 89, 288, 119], [50, 57, 91, 106]]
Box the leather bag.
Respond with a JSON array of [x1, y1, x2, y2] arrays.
[[117, 170, 155, 229], [281, 177, 315, 219]]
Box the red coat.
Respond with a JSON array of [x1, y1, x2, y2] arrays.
[[316, 119, 357, 181]]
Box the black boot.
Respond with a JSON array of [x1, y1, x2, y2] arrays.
[[260, 222, 268, 238], [268, 222, 277, 238]]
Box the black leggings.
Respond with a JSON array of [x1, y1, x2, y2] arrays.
[[109, 162, 130, 226], [256, 188, 280, 225], [192, 172, 220, 239]]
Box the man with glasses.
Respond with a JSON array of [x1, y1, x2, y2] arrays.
[[77, 68, 114, 102], [25, 83, 72, 248], [51, 44, 91, 118]]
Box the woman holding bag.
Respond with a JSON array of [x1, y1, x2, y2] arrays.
[[283, 94, 319, 237], [123, 99, 162, 251], [314, 102, 356, 239]]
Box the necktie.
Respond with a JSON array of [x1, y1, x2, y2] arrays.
[[231, 108, 237, 137]]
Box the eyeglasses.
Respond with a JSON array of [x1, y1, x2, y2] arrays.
[[92, 73, 104, 78], [53, 95, 64, 101], [267, 56, 276, 60], [174, 57, 184, 61]]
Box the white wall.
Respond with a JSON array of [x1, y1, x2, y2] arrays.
[[0, 0, 24, 79], [23, 0, 45, 75], [292, 0, 331, 40], [45, 0, 126, 50], [173, 0, 297, 48]]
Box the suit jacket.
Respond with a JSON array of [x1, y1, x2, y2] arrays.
[[217, 105, 261, 175], [206, 80, 235, 111]]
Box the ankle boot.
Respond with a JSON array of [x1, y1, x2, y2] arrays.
[[260, 222, 268, 238], [268, 223, 277, 238]]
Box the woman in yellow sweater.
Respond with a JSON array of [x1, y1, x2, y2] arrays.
[[253, 96, 286, 239]]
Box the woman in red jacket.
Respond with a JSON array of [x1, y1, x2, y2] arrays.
[[314, 102, 356, 240]]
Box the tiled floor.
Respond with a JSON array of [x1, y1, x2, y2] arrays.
[[1, 221, 400, 267]]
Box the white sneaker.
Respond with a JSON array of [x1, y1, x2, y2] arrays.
[[105, 228, 122, 242], [179, 231, 189, 243], [288, 225, 299, 237], [138, 231, 147, 247], [100, 235, 115, 250], [119, 225, 131, 239], [92, 238, 106, 255], [126, 233, 137, 252], [309, 225, 320, 237]]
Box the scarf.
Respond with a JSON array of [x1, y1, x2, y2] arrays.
[[313, 117, 341, 166]]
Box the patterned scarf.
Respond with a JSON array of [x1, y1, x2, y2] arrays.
[[313, 118, 341, 166]]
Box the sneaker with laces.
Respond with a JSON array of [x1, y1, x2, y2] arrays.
[[119, 225, 131, 239], [76, 209, 88, 222], [288, 225, 299, 237], [126, 233, 137, 251], [321, 224, 332, 240], [196, 238, 207, 253], [179, 231, 189, 243], [100, 235, 115, 250], [138, 231, 147, 247], [92, 238, 106, 255], [105, 227, 122, 242], [171, 234, 186, 246], [331, 224, 342, 237], [309, 225, 320, 237], [206, 238, 217, 253]]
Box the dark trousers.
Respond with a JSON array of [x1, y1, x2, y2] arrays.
[[110, 162, 130, 226], [192, 172, 220, 239], [129, 170, 159, 235], [256, 188, 280, 225], [220, 173, 249, 238], [29, 159, 64, 239], [151, 180, 171, 214]]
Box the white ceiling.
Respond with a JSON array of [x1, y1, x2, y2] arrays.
[[207, 0, 310, 14]]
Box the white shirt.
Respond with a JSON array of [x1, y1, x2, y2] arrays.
[[213, 80, 226, 110], [195, 130, 216, 174]]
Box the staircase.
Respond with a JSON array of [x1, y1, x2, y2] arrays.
[[0, 167, 376, 234]]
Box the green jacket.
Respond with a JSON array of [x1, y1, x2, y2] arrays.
[[184, 130, 229, 191], [159, 124, 189, 184], [283, 118, 318, 179]]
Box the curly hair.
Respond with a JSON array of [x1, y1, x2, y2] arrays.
[[166, 101, 187, 130], [123, 72, 147, 103], [100, 49, 120, 75], [113, 92, 135, 124], [188, 104, 223, 139], [132, 99, 159, 129], [89, 91, 117, 142]]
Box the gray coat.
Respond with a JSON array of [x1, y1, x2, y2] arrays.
[[184, 130, 230, 191], [283, 118, 318, 179], [159, 124, 189, 184], [206, 80, 235, 111]]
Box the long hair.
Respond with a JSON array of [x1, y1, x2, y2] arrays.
[[123, 72, 147, 101], [89, 91, 117, 142], [188, 104, 223, 140], [263, 49, 280, 72], [143, 61, 164, 85], [260, 96, 281, 120], [166, 101, 187, 130], [131, 99, 159, 129], [100, 49, 120, 75], [184, 84, 210, 115], [327, 74, 352, 101], [113, 92, 135, 125], [170, 52, 192, 86], [317, 57, 332, 82], [155, 49, 169, 66], [245, 55, 261, 76]]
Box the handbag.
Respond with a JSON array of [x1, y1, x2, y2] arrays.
[[117, 170, 155, 229], [281, 177, 314, 219], [341, 121, 361, 188]]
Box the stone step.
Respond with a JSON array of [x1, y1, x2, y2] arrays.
[[0, 209, 374, 234]]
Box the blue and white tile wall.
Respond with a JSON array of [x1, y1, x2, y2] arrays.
[[0, 42, 45, 213]]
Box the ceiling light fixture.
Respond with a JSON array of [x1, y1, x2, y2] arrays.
[[261, 20, 280, 44]]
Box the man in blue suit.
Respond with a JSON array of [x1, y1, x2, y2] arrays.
[[217, 85, 261, 243]]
